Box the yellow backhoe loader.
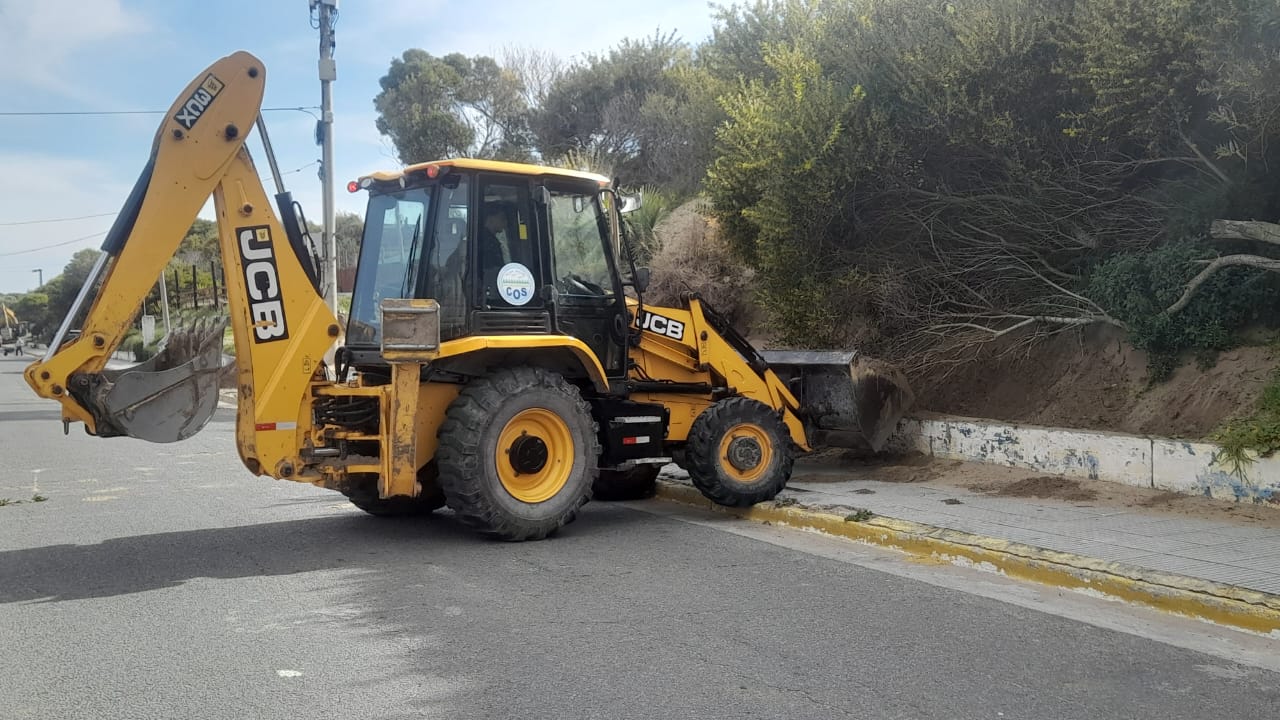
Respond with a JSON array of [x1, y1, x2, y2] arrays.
[[24, 52, 911, 540]]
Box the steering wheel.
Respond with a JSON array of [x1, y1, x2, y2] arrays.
[[564, 273, 607, 296]]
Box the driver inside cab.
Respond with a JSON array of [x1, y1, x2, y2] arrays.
[[479, 203, 512, 304]]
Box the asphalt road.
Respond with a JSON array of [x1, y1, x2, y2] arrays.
[[1, 353, 1278, 720]]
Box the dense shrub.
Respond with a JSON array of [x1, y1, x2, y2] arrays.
[[1087, 242, 1277, 378]]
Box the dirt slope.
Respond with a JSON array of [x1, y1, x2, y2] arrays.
[[916, 325, 1277, 439], [649, 203, 1273, 440]]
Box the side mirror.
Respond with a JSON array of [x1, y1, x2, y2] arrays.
[[620, 194, 643, 214], [633, 266, 650, 294]]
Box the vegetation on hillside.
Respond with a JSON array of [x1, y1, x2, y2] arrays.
[[367, 0, 1280, 382], [10, 0, 1280, 453]]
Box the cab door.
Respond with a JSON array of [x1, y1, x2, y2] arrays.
[[540, 181, 628, 379]]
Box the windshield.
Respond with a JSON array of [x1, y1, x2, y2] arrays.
[[347, 187, 430, 346]]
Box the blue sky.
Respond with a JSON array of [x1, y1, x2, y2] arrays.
[[0, 0, 716, 293]]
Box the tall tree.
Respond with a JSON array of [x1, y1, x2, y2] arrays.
[[374, 50, 532, 163], [531, 32, 689, 183], [334, 211, 363, 270]]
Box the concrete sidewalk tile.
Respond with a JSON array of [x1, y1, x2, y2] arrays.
[[1028, 539, 1156, 563], [1167, 528, 1279, 544], [1143, 556, 1241, 579], [777, 474, 1280, 599], [959, 495, 1098, 514], [908, 506, 1039, 525], [1200, 569, 1280, 587], [1167, 544, 1271, 565], [1110, 519, 1227, 538], [1107, 516, 1207, 532], [1057, 532, 1207, 554]]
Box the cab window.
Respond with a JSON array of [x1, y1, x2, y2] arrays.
[[477, 179, 541, 308], [347, 187, 429, 346], [546, 186, 616, 298]]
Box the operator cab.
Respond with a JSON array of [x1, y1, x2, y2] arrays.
[[345, 159, 633, 384]]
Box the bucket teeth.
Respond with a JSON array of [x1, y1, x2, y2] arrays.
[[152, 318, 227, 371], [83, 316, 231, 443]]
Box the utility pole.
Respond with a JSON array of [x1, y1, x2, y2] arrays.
[[311, 0, 339, 317], [31, 268, 42, 288]]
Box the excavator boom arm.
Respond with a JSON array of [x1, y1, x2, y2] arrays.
[[24, 52, 338, 476]]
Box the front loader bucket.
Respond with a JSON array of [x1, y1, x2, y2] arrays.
[[78, 319, 231, 443], [761, 350, 914, 453]]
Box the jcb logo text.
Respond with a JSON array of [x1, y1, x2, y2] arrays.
[[237, 226, 290, 343], [635, 311, 685, 341]]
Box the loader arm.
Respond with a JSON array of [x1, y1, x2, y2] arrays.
[[24, 52, 339, 478], [628, 296, 810, 450]]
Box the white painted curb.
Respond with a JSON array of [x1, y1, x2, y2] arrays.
[[890, 416, 1280, 503]]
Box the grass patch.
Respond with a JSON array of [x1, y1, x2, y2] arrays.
[[844, 508, 874, 522], [0, 498, 19, 507], [31, 494, 47, 503], [1214, 366, 1280, 478]]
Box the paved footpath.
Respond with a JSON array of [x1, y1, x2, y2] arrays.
[[661, 456, 1280, 635]]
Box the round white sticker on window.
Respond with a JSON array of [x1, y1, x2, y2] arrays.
[[497, 263, 536, 306]]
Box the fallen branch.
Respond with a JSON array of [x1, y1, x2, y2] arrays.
[[1210, 219, 1280, 246], [1165, 254, 1280, 315], [1180, 131, 1232, 186], [928, 313, 1125, 339]]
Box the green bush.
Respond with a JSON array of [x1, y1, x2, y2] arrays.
[[1215, 369, 1280, 477], [127, 337, 155, 362], [1086, 242, 1276, 379], [621, 185, 677, 264]]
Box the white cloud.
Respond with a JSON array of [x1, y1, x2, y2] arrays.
[[0, 0, 150, 100]]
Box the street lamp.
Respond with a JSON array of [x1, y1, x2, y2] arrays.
[[32, 268, 42, 288]]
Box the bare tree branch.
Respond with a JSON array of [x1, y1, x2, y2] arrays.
[[1166, 254, 1280, 315], [1179, 130, 1233, 186]]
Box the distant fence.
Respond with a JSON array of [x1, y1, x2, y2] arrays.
[[155, 262, 227, 313]]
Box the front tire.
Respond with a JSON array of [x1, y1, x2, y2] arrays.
[[685, 397, 795, 507], [436, 367, 598, 541]]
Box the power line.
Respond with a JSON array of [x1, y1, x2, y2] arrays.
[[0, 230, 108, 257], [0, 211, 117, 227], [3, 162, 320, 231], [263, 160, 320, 182], [0, 106, 320, 118]]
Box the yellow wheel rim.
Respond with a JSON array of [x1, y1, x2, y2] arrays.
[[496, 408, 575, 503], [718, 422, 773, 483]]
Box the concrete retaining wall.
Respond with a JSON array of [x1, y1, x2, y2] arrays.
[[890, 416, 1280, 503]]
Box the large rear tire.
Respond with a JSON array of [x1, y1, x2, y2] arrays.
[[592, 464, 661, 501], [685, 397, 794, 507], [436, 367, 598, 541]]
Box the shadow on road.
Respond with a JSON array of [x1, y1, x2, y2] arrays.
[[0, 514, 477, 604], [0, 503, 656, 604]]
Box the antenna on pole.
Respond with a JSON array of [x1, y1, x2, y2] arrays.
[[310, 0, 339, 318]]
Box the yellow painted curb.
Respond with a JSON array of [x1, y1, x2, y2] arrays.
[[655, 482, 1280, 636]]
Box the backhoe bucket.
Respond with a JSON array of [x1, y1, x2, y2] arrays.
[[84, 319, 231, 443], [761, 350, 914, 453]]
